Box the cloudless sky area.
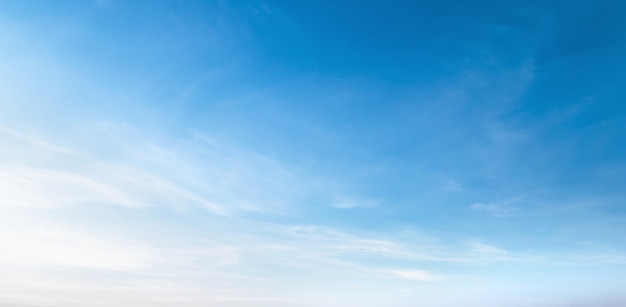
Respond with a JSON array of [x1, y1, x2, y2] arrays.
[[1, 1, 626, 306]]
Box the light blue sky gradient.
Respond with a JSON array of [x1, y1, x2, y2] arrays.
[[1, 1, 626, 306]]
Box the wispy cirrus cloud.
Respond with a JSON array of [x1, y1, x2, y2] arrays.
[[330, 195, 379, 209], [469, 197, 523, 217], [0, 124, 311, 215]]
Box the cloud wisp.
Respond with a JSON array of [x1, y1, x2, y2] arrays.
[[469, 198, 523, 218]]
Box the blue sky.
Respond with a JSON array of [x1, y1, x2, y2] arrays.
[[1, 1, 626, 306]]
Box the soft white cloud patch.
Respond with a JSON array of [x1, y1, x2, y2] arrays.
[[0, 212, 454, 305], [0, 166, 141, 209], [0, 215, 158, 270], [0, 212, 248, 273], [386, 269, 447, 281]]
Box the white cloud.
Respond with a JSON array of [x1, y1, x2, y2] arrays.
[[0, 124, 314, 215], [0, 215, 159, 270], [386, 269, 447, 281], [0, 166, 141, 209]]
